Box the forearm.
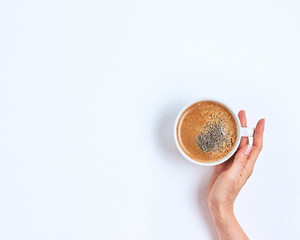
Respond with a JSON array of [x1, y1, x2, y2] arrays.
[[209, 207, 249, 240]]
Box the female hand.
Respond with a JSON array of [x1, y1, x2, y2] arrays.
[[206, 110, 265, 240]]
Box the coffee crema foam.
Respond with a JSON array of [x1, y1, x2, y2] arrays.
[[177, 101, 238, 163]]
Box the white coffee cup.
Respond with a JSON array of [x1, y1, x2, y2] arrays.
[[174, 97, 254, 166]]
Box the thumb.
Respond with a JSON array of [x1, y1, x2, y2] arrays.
[[229, 144, 253, 177]]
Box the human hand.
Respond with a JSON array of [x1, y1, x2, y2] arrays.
[[206, 110, 265, 240]]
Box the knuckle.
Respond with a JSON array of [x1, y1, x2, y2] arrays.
[[239, 157, 247, 165], [254, 145, 263, 152], [244, 168, 253, 178], [248, 169, 253, 178], [223, 171, 236, 183]]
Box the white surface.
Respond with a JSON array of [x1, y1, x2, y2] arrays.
[[0, 0, 300, 239]]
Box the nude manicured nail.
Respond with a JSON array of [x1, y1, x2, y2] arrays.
[[244, 145, 253, 155]]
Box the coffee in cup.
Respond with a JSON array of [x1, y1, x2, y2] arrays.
[[174, 98, 254, 166]]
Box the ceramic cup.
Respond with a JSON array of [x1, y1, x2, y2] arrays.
[[174, 98, 254, 166]]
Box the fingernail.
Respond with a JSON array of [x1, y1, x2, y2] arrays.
[[244, 145, 253, 155]]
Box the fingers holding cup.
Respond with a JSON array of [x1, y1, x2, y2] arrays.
[[238, 110, 249, 149]]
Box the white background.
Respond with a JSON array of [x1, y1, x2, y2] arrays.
[[1, 0, 300, 239]]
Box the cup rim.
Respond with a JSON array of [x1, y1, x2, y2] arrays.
[[174, 97, 242, 166]]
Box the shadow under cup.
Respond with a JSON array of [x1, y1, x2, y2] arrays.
[[174, 98, 244, 167]]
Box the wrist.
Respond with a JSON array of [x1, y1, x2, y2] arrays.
[[208, 204, 249, 240], [210, 207, 235, 226], [208, 201, 234, 221]]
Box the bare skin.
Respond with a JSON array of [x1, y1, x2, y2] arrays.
[[206, 110, 265, 240]]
